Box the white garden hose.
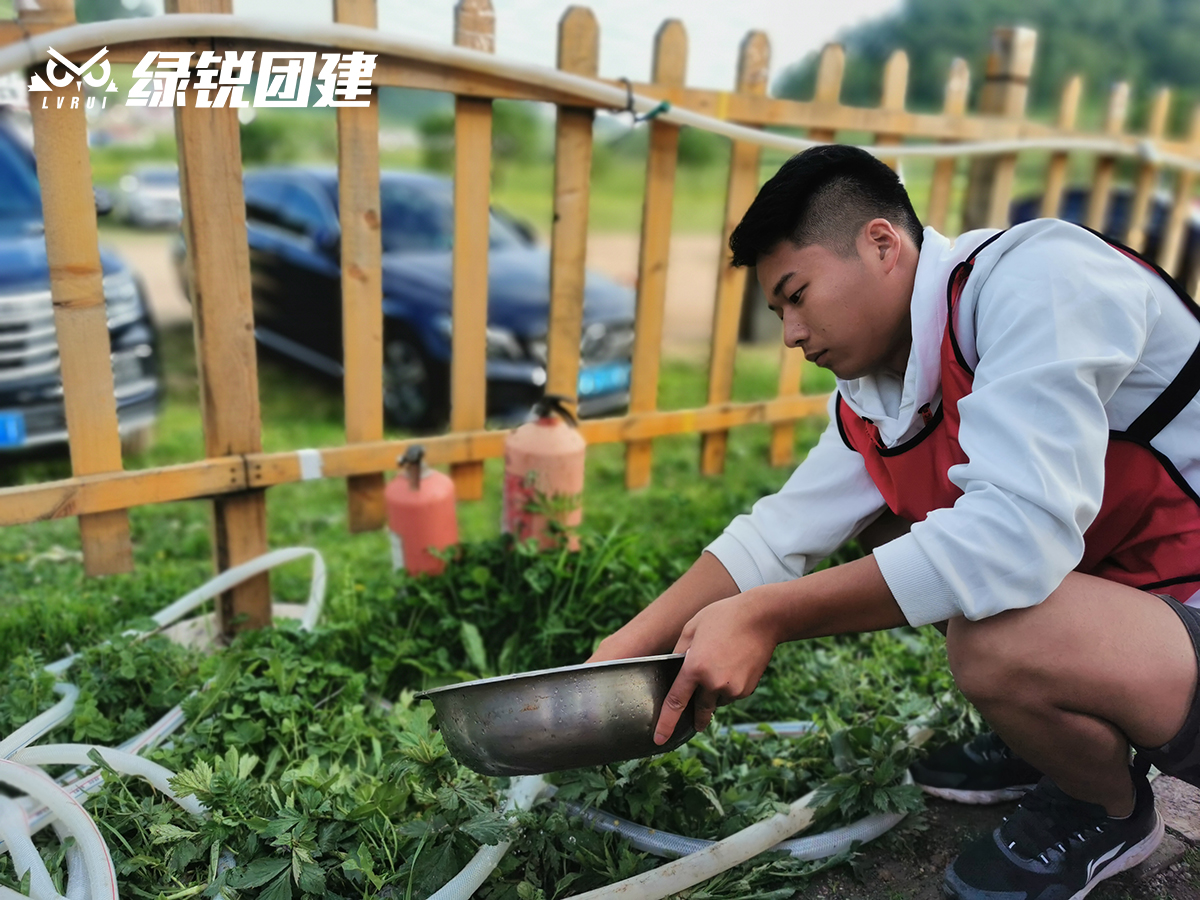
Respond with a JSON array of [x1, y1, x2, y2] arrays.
[[145, 547, 327, 635], [51, 820, 88, 900], [559, 773, 914, 862], [0, 684, 79, 760], [0, 798, 65, 900], [0, 760, 118, 900], [0, 16, 1196, 173], [555, 723, 910, 863], [427, 775, 548, 900], [0, 548, 328, 897], [12, 746, 207, 818], [568, 787, 820, 900]]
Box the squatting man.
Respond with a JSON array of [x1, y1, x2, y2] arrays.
[[591, 144, 1200, 900]]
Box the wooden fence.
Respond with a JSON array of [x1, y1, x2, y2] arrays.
[[3, 1, 1200, 636]]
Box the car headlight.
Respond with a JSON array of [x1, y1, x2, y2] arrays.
[[433, 316, 528, 362], [111, 344, 152, 385], [486, 326, 524, 361], [527, 337, 548, 366], [103, 271, 142, 328]]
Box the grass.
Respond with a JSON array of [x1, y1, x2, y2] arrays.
[[0, 321, 836, 660]]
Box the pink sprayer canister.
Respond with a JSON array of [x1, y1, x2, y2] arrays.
[[502, 395, 586, 550], [385, 445, 458, 575]]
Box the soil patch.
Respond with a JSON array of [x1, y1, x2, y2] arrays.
[[801, 780, 1200, 900]]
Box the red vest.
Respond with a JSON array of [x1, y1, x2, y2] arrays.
[[837, 228, 1200, 599]]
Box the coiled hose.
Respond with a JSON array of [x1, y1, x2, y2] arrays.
[[0, 548, 328, 900]]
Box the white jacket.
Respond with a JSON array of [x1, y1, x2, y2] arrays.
[[706, 220, 1200, 625]]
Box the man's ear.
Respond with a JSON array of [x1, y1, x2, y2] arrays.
[[862, 218, 902, 273]]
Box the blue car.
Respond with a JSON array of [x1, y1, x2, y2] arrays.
[[221, 167, 635, 428], [0, 111, 160, 456]]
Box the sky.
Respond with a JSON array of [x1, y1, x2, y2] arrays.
[[131, 0, 904, 92]]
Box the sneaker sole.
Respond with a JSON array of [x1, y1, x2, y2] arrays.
[[1066, 810, 1165, 900], [941, 812, 1166, 900], [918, 783, 1037, 805]]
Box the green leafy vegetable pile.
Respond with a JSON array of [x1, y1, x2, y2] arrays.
[[0, 531, 974, 899]]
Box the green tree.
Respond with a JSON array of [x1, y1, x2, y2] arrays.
[[775, 0, 1200, 129], [417, 100, 545, 173], [74, 0, 151, 22]]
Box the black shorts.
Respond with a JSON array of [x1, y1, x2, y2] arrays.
[[1131, 593, 1200, 786]]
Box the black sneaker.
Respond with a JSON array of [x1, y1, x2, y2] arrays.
[[912, 731, 1043, 804], [943, 769, 1163, 900]]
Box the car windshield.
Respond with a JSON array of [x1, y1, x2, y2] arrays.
[[325, 177, 525, 254], [0, 130, 42, 221]]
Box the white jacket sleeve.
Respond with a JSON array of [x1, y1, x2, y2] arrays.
[[873, 226, 1160, 625], [705, 392, 888, 591]]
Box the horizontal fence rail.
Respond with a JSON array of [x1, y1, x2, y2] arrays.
[[2, 3, 1200, 635]]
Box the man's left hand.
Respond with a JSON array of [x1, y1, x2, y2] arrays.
[[653, 588, 780, 744]]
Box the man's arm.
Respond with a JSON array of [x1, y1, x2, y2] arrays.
[[590, 408, 886, 664], [651, 552, 906, 742]]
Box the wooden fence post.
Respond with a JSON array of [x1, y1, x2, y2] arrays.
[[1158, 104, 1200, 280], [169, 0, 271, 636], [1039, 75, 1083, 218], [875, 50, 908, 171], [760, 42, 842, 469], [19, 0, 134, 576], [449, 0, 496, 501], [699, 30, 770, 476], [925, 58, 969, 233], [962, 27, 1037, 231], [1085, 81, 1130, 232], [1125, 87, 1171, 253], [335, 0, 386, 531], [545, 6, 598, 412], [624, 19, 685, 490]]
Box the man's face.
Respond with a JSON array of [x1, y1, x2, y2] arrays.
[[756, 220, 913, 380]]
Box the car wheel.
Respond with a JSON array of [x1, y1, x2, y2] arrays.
[[382, 331, 447, 430]]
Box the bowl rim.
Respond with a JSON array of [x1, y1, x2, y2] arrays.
[[413, 652, 686, 700]]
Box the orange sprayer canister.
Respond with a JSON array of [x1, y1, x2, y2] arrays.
[[502, 394, 586, 550], [385, 445, 458, 575]]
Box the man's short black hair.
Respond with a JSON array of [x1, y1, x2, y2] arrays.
[[728, 144, 923, 267]]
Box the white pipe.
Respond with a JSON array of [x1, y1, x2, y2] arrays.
[[427, 775, 547, 900], [43, 546, 326, 677], [559, 770, 914, 862], [567, 789, 819, 900], [0, 797, 67, 900], [0, 760, 118, 900], [51, 820, 90, 900], [0, 684, 79, 759], [6, 547, 325, 860], [0, 16, 1195, 173], [12, 745, 206, 818], [146, 546, 327, 633]]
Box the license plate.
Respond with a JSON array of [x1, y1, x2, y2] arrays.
[[578, 361, 631, 397], [0, 410, 26, 448]]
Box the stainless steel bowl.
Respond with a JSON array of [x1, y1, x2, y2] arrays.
[[415, 654, 697, 776]]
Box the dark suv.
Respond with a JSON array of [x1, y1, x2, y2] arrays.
[[207, 167, 635, 428], [0, 112, 160, 454]]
